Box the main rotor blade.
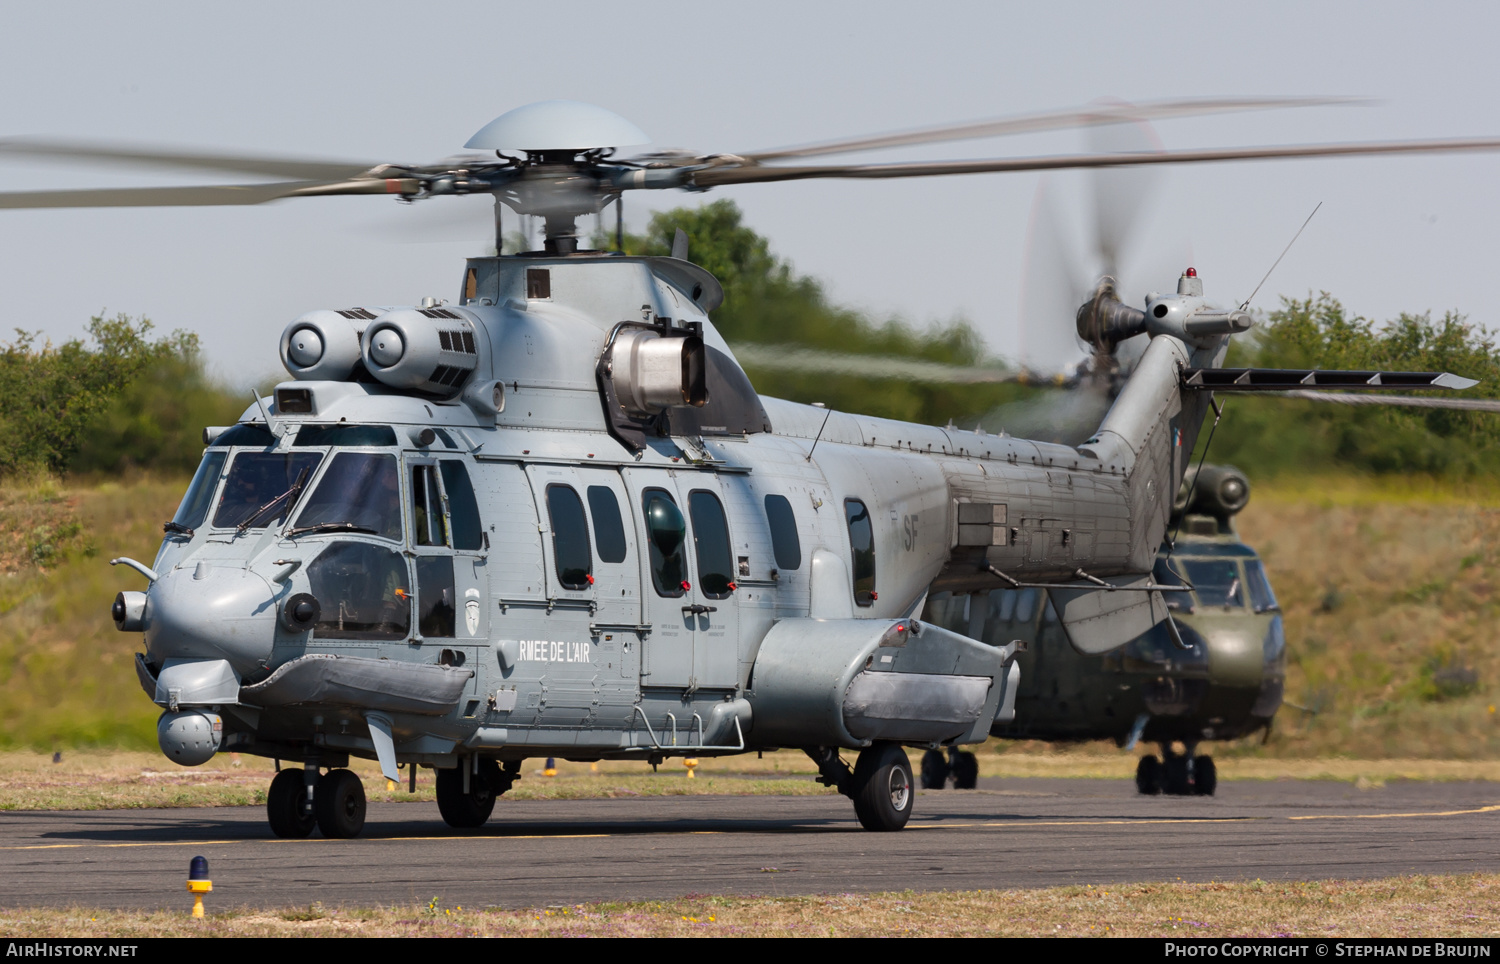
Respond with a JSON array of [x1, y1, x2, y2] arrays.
[[731, 343, 1022, 384], [689, 136, 1500, 187], [0, 178, 418, 209], [736, 96, 1366, 162], [0, 138, 380, 181], [1282, 389, 1500, 413]]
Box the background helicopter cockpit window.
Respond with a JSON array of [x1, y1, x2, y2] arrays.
[[763, 494, 801, 571], [293, 453, 402, 540], [212, 452, 322, 530], [1152, 555, 1193, 612], [306, 541, 411, 640], [1179, 559, 1245, 609], [1244, 560, 1280, 613], [171, 450, 226, 531], [545, 484, 593, 591], [845, 499, 876, 607], [688, 490, 735, 599]]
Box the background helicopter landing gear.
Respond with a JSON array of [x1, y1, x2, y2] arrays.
[[920, 747, 979, 790], [315, 768, 367, 838], [920, 750, 950, 789], [1138, 745, 1217, 796], [436, 757, 519, 828], [267, 768, 315, 838], [1135, 755, 1164, 795], [850, 742, 915, 832]]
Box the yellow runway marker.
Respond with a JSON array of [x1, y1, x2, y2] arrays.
[[1289, 803, 1500, 820]]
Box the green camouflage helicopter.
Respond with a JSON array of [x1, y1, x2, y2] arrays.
[[919, 463, 1278, 795]]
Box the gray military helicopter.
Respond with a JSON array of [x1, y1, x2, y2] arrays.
[[7, 99, 1488, 836]]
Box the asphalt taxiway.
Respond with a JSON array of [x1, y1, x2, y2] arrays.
[[1, 776, 1497, 910]]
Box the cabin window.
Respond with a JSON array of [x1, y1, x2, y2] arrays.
[[416, 556, 456, 638], [764, 494, 801, 570], [212, 452, 322, 530], [307, 541, 410, 640], [293, 453, 402, 540], [439, 461, 483, 550], [410, 464, 451, 547], [545, 485, 592, 591], [642, 489, 688, 598], [587, 485, 627, 563], [689, 490, 735, 599], [172, 451, 227, 531], [844, 498, 876, 607]]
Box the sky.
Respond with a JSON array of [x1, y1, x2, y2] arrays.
[[2, 1, 1498, 384]]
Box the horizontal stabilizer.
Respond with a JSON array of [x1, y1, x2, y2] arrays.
[[1050, 574, 1170, 655], [1181, 368, 1477, 391]]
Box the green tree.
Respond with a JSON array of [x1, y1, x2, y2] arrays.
[[1207, 294, 1500, 478]]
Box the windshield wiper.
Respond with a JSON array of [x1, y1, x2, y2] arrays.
[[162, 521, 194, 537], [237, 467, 312, 534], [287, 522, 379, 537]]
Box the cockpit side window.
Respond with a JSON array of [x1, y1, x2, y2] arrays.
[[845, 499, 876, 606], [212, 452, 322, 530], [293, 452, 402, 540], [172, 451, 227, 531], [307, 541, 410, 640], [410, 464, 449, 547], [545, 484, 592, 591], [438, 461, 483, 551]]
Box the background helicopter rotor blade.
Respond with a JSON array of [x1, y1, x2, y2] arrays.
[[0, 138, 380, 181], [732, 96, 1368, 163], [688, 136, 1500, 187]]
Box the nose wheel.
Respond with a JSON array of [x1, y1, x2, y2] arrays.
[[436, 757, 519, 828], [266, 766, 368, 838]]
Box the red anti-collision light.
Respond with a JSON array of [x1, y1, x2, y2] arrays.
[[1186, 267, 1197, 277]]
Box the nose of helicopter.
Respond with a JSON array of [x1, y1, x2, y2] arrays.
[[143, 564, 279, 676]]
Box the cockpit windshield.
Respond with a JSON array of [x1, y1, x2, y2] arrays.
[[1180, 557, 1245, 609], [212, 452, 323, 530], [290, 452, 403, 540]]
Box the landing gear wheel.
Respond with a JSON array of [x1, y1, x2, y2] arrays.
[[920, 750, 950, 789], [267, 768, 316, 838], [1164, 754, 1191, 795], [1135, 755, 1163, 795], [315, 768, 367, 838], [436, 758, 503, 828], [1193, 755, 1217, 796], [951, 750, 979, 790], [850, 743, 914, 832]]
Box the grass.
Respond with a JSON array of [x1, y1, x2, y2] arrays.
[[2, 875, 1497, 937]]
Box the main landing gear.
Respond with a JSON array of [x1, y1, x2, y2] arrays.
[[1135, 744, 1217, 796], [919, 748, 979, 790], [267, 765, 368, 839], [807, 742, 915, 831]]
